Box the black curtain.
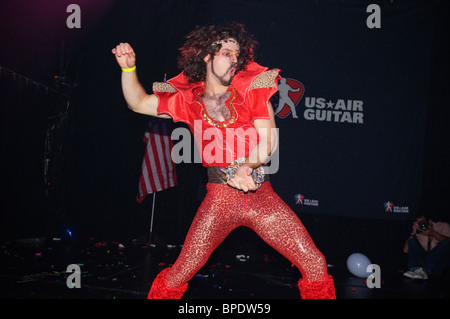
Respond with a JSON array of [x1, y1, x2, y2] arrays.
[[1, 73, 51, 238], [1, 0, 449, 269]]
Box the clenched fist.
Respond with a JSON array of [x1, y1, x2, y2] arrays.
[[112, 43, 136, 70]]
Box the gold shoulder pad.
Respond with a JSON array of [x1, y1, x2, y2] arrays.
[[153, 82, 177, 93], [248, 70, 280, 90]]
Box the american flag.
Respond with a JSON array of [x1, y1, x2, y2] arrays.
[[137, 119, 177, 203]]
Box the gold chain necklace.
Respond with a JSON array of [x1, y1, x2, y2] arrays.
[[198, 86, 237, 128]]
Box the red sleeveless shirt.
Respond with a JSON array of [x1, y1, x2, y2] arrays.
[[153, 62, 280, 167]]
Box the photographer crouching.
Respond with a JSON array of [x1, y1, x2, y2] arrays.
[[403, 215, 450, 280]]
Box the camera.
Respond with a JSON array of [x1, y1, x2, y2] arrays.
[[416, 220, 429, 234]]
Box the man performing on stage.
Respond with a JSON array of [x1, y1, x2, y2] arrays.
[[112, 23, 335, 299]]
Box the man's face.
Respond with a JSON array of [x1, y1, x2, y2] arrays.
[[207, 38, 240, 86]]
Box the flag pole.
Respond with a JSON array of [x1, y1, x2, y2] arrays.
[[148, 73, 166, 244], [149, 192, 156, 244]]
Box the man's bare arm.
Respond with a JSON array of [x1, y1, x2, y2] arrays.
[[112, 43, 170, 118], [227, 102, 278, 192], [244, 102, 278, 169]]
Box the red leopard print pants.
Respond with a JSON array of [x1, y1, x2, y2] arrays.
[[165, 182, 328, 288]]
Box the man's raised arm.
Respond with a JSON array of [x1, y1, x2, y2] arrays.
[[112, 42, 170, 118]]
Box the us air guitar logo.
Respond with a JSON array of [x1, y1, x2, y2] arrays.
[[384, 201, 409, 214], [272, 78, 364, 124]]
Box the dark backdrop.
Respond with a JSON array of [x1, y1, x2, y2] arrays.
[[1, 0, 449, 269], [214, 0, 434, 221]]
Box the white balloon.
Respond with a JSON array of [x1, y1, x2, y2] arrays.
[[347, 253, 372, 278]]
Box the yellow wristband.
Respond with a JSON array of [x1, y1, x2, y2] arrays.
[[121, 66, 136, 72]]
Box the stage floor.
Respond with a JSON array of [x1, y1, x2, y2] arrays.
[[1, 237, 449, 300]]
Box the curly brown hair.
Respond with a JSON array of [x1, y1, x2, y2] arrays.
[[177, 23, 258, 83]]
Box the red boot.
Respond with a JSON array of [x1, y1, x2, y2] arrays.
[[147, 268, 188, 299], [298, 274, 336, 299]]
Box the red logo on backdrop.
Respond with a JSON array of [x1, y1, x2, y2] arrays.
[[295, 194, 305, 205], [384, 201, 394, 212], [274, 78, 305, 119]]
